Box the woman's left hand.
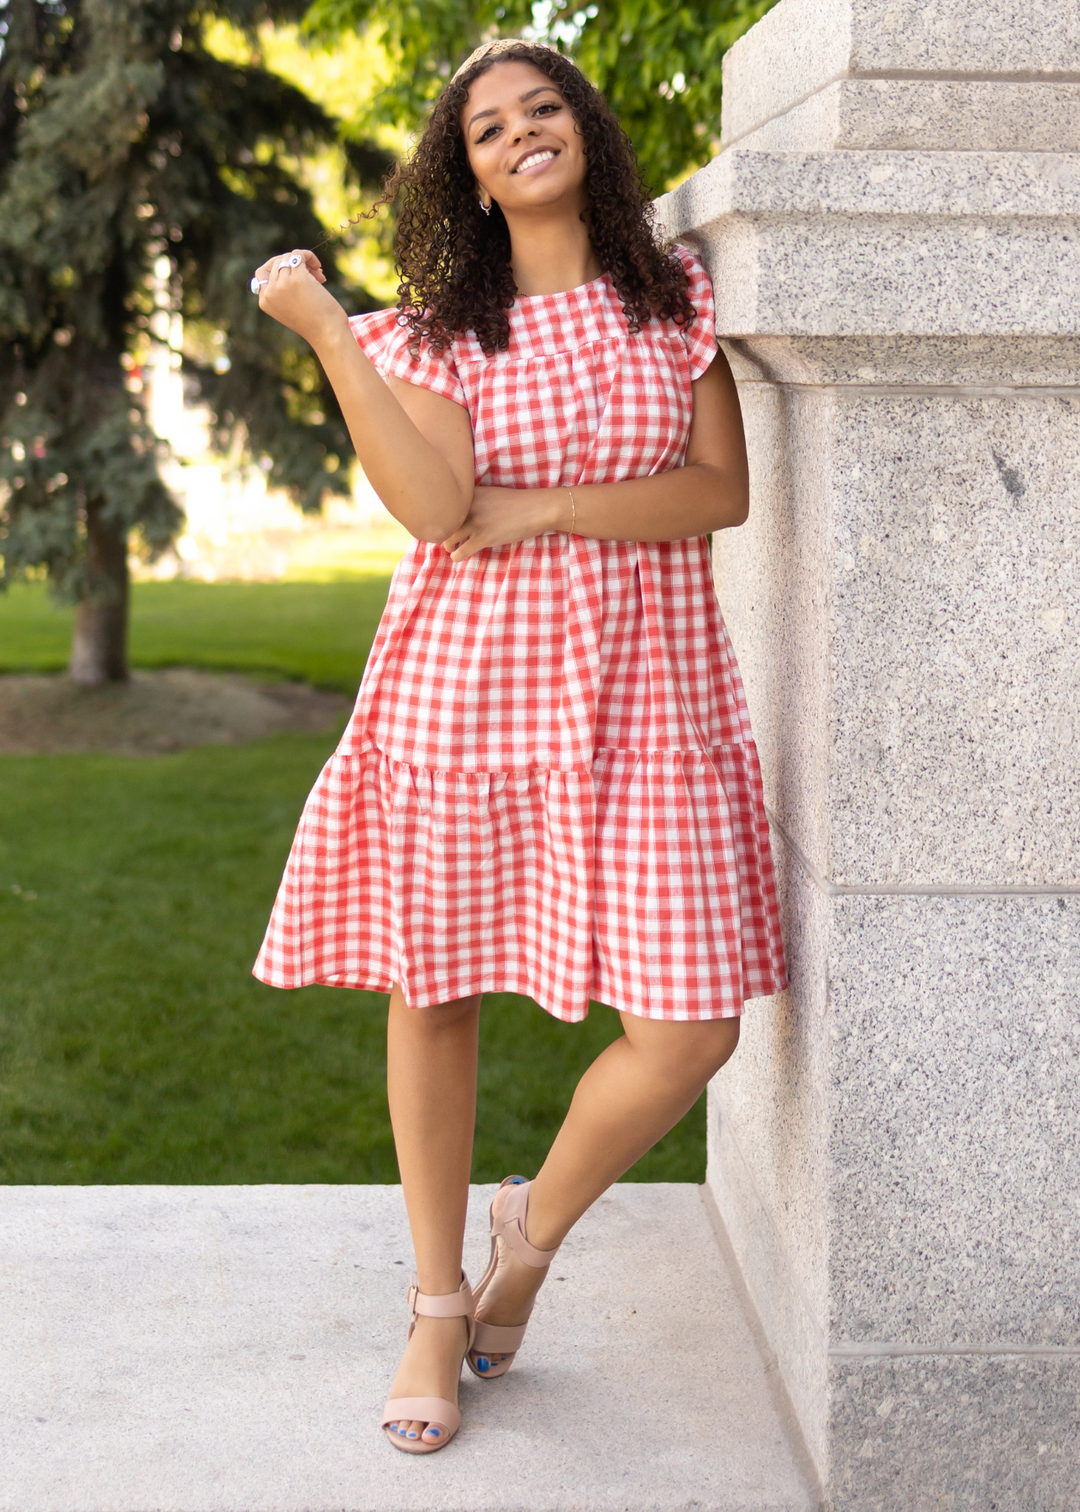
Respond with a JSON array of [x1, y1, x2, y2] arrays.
[[441, 486, 567, 561]]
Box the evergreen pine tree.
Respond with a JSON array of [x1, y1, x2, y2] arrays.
[[0, 0, 389, 681]]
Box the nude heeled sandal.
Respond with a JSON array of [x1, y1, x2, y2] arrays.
[[467, 1175, 559, 1380], [381, 1274, 475, 1453]]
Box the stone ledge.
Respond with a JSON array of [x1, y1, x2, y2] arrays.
[[0, 1183, 820, 1512], [660, 148, 1080, 338], [719, 334, 1080, 388], [725, 80, 1080, 155], [667, 148, 1080, 225], [718, 0, 1080, 147]]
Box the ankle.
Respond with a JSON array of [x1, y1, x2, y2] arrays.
[[407, 1313, 469, 1346], [414, 1271, 467, 1298], [516, 1189, 566, 1255]]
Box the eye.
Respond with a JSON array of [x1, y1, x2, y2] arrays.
[[476, 124, 501, 143], [534, 101, 560, 116]]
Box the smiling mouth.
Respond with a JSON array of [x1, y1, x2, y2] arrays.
[[513, 149, 558, 174]]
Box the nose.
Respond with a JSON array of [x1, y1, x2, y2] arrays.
[[510, 118, 542, 145]]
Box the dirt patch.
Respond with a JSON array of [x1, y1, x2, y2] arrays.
[[0, 670, 352, 755]]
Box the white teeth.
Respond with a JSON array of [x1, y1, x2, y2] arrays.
[[515, 150, 555, 172]]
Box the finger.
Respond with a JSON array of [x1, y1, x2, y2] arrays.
[[447, 538, 481, 561], [295, 249, 325, 280], [277, 250, 321, 283], [257, 259, 296, 309]]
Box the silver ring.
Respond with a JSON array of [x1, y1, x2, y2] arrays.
[[250, 276, 268, 293], [278, 254, 302, 271]]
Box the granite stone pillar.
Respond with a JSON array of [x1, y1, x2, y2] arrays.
[[658, 1, 1080, 1505]]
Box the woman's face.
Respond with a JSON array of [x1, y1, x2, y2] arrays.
[[462, 61, 587, 217]]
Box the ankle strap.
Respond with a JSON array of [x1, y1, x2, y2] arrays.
[[407, 1275, 474, 1319], [495, 1178, 559, 1268]]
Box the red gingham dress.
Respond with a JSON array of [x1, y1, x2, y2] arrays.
[[254, 247, 787, 1021]]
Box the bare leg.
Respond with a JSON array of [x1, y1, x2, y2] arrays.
[[384, 985, 480, 1445], [471, 1012, 740, 1357]]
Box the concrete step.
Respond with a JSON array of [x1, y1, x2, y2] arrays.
[[2, 1183, 820, 1512]]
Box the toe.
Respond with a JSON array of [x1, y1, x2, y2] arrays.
[[420, 1421, 444, 1444], [405, 1419, 425, 1440]]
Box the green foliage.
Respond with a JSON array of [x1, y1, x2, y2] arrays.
[[305, 0, 777, 192], [0, 0, 393, 599], [0, 576, 394, 692]]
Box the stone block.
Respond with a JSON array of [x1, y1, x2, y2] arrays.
[[827, 1353, 1080, 1512], [717, 371, 1080, 888], [719, 0, 1080, 148], [714, 866, 1080, 1489], [827, 892, 1080, 1346], [664, 149, 1080, 339], [730, 79, 1080, 154]]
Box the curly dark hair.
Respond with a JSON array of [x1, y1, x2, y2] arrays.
[[379, 42, 696, 356]]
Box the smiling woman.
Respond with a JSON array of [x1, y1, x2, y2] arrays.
[[247, 38, 786, 1457]]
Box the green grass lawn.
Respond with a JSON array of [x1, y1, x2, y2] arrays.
[[0, 580, 705, 1184], [0, 578, 391, 693]]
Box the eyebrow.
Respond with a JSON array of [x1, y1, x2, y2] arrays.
[[467, 86, 560, 132]]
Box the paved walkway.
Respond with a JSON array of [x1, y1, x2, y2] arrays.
[[2, 1183, 819, 1512]]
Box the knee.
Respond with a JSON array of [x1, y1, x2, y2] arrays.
[[687, 1017, 740, 1083], [391, 989, 481, 1036], [625, 1014, 740, 1091]]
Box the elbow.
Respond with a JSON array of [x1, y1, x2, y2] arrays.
[[711, 483, 749, 531], [694, 462, 748, 531], [710, 471, 744, 532], [401, 488, 473, 544]]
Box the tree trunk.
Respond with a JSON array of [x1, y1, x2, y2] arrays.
[[69, 501, 130, 684]]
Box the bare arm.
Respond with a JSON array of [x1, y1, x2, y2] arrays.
[[254, 249, 474, 542], [441, 348, 748, 560]]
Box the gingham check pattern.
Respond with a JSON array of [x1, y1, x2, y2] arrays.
[[254, 248, 787, 1020]]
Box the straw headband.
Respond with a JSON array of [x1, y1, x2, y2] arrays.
[[452, 36, 574, 82]]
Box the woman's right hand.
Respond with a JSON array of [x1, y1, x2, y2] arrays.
[[252, 248, 349, 349]]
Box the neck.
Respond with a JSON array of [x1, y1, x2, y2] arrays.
[[505, 202, 602, 296]]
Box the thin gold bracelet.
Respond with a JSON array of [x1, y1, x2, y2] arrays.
[[565, 485, 576, 535]]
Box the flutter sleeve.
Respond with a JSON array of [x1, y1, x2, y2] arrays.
[[347, 309, 468, 409], [672, 245, 720, 381]]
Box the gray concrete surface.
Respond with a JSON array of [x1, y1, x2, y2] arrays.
[[0, 1183, 819, 1512]]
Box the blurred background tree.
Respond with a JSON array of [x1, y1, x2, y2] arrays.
[[305, 0, 778, 193], [0, 0, 774, 688], [0, 0, 391, 683]]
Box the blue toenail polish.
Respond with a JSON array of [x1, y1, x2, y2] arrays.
[[406, 1430, 417, 1439], [429, 1428, 440, 1437], [478, 1356, 489, 1370], [510, 1175, 526, 1184]]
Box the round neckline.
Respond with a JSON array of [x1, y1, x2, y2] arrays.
[[512, 271, 609, 302]]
